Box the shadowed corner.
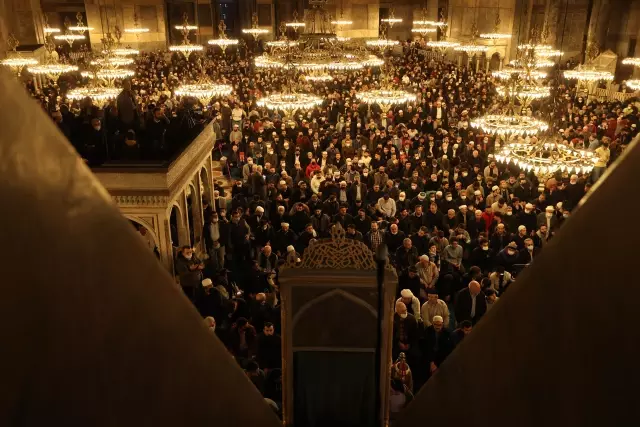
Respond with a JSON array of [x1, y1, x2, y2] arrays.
[[0, 70, 281, 426], [395, 131, 640, 426]]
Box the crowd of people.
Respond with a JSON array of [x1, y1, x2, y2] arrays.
[[22, 37, 640, 414]]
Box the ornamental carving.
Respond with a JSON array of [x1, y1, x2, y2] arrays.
[[285, 223, 394, 271], [112, 195, 171, 207]]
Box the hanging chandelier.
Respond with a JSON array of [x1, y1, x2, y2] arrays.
[[427, 40, 460, 52], [622, 57, 640, 66], [492, 68, 547, 80], [480, 10, 511, 40], [1, 34, 38, 74], [471, 114, 548, 137], [92, 56, 134, 67], [496, 84, 550, 104], [125, 7, 150, 34], [285, 11, 306, 31], [508, 58, 554, 68], [331, 0, 352, 26], [412, 27, 436, 35], [257, 92, 323, 118], [243, 12, 269, 38], [380, 8, 402, 28], [175, 82, 233, 106], [495, 138, 597, 177], [356, 89, 417, 111], [112, 48, 140, 56], [44, 27, 61, 34], [208, 20, 239, 52], [53, 13, 90, 46], [28, 32, 77, 78], [366, 39, 399, 47], [257, 20, 377, 73], [626, 79, 640, 90], [454, 23, 488, 54], [563, 67, 613, 82], [67, 86, 120, 106], [356, 62, 416, 112], [169, 13, 204, 53]]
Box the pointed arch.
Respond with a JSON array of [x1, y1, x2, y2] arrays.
[[292, 288, 377, 329]]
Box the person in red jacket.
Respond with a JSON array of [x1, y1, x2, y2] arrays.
[[305, 159, 321, 178], [481, 206, 494, 233]]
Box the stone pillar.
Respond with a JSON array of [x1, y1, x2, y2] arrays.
[[191, 173, 205, 254], [177, 191, 190, 247]]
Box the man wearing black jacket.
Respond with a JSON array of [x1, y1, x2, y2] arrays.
[[454, 281, 487, 325]]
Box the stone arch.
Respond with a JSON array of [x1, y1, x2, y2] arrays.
[[169, 202, 184, 247], [489, 51, 501, 71], [200, 166, 211, 204], [292, 288, 377, 329], [125, 215, 159, 249], [185, 183, 198, 246]]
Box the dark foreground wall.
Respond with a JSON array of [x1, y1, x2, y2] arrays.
[[0, 73, 281, 427]]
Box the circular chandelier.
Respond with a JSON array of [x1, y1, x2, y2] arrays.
[[331, 19, 353, 25], [480, 10, 511, 40], [413, 20, 447, 27], [170, 13, 204, 53], [243, 12, 270, 39], [92, 56, 134, 67], [412, 27, 436, 34], [265, 40, 299, 48], [175, 83, 233, 106], [66, 86, 120, 105], [257, 92, 323, 117], [518, 43, 552, 51], [366, 39, 399, 47], [496, 84, 550, 103], [479, 33, 511, 40], [622, 57, 640, 67], [492, 68, 547, 80], [1, 35, 39, 73], [427, 40, 460, 50], [563, 68, 614, 82], [508, 58, 554, 68], [124, 27, 149, 34], [356, 89, 416, 113], [495, 139, 597, 177], [54, 34, 85, 42], [68, 25, 93, 32], [536, 49, 563, 58], [111, 48, 139, 56], [454, 44, 488, 53], [44, 27, 61, 34], [471, 114, 548, 137], [208, 38, 239, 48], [174, 25, 198, 31], [169, 44, 204, 53], [380, 8, 402, 27], [625, 79, 640, 90], [125, 10, 150, 34], [285, 11, 306, 30], [29, 63, 78, 77], [96, 68, 135, 81], [363, 55, 385, 67]]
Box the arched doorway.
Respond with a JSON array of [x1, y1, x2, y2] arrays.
[[185, 184, 196, 247], [200, 167, 211, 205], [127, 217, 160, 257], [170, 205, 181, 247], [489, 52, 501, 71]]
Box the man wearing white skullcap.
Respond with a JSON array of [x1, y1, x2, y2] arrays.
[[396, 289, 422, 323]]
